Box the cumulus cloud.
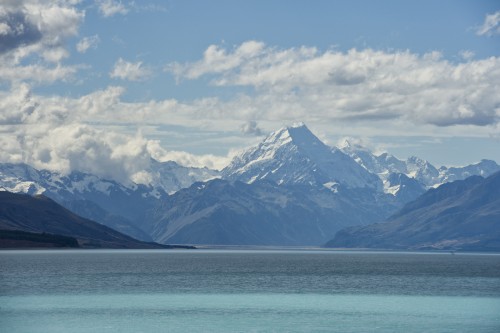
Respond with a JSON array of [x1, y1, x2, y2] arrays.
[[76, 35, 100, 53], [476, 11, 500, 36], [0, 84, 231, 181], [147, 141, 230, 170], [0, 1, 83, 61], [97, 0, 129, 17], [0, 0, 84, 84], [167, 41, 500, 128], [0, 11, 42, 54], [110, 58, 152, 81]]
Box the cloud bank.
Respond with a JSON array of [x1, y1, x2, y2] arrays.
[[0, 0, 84, 84], [169, 41, 500, 128], [0, 84, 232, 183]]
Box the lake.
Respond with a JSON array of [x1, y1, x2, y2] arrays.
[[1, 249, 499, 332]]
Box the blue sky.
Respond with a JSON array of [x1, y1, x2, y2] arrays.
[[0, 0, 499, 181]]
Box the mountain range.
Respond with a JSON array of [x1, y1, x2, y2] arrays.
[[0, 191, 171, 249], [1, 123, 499, 248], [326, 171, 500, 251], [149, 179, 392, 245]]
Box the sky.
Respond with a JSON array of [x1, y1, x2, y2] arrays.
[[0, 0, 499, 183]]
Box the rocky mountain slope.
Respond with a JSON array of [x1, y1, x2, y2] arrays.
[[0, 163, 162, 240], [0, 191, 168, 248], [149, 179, 394, 246], [325, 172, 500, 251]]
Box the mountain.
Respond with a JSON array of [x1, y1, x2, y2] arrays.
[[148, 159, 220, 194], [222, 123, 381, 190], [325, 172, 500, 251], [149, 179, 393, 246], [62, 199, 152, 241], [1, 124, 498, 248], [0, 191, 169, 248], [339, 139, 500, 189], [384, 172, 426, 203], [0, 163, 163, 240], [439, 159, 500, 183], [0, 161, 220, 239]]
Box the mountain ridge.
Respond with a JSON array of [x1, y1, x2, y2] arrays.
[[1, 123, 499, 247], [0, 191, 170, 249], [325, 171, 500, 251]]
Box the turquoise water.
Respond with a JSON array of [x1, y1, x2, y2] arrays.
[[1, 250, 500, 332]]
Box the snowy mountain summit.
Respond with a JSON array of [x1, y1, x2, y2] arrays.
[[222, 123, 381, 189], [339, 139, 500, 189]]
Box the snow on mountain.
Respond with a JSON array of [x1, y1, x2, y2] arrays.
[[0, 163, 45, 195], [148, 160, 220, 194], [0, 160, 220, 199], [439, 159, 500, 184], [339, 139, 500, 191], [340, 140, 408, 177], [0, 163, 148, 200], [405, 156, 440, 186], [0, 160, 221, 239], [222, 123, 382, 190], [0, 163, 166, 240]]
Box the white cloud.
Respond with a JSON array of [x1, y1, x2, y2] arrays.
[[97, 0, 129, 17], [0, 86, 151, 183], [147, 140, 230, 170], [0, 63, 80, 85], [2, 39, 499, 180], [459, 50, 475, 61], [167, 41, 500, 128], [110, 58, 152, 81], [0, 22, 12, 36], [0, 84, 231, 181], [0, 0, 84, 84], [76, 35, 100, 53], [476, 11, 500, 36], [168, 40, 266, 81], [240, 120, 263, 136]]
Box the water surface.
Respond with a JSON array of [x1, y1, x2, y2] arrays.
[[1, 249, 499, 332]]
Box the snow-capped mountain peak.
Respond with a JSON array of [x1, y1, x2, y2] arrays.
[[222, 123, 382, 189], [339, 141, 500, 191]]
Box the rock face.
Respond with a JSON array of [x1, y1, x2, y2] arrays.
[[0, 191, 167, 248], [325, 172, 500, 251]]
